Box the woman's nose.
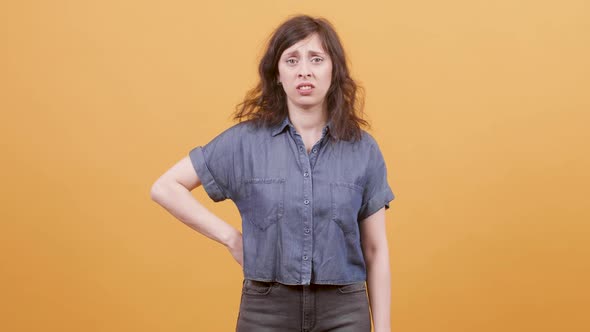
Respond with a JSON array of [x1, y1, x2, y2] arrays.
[[298, 61, 312, 78]]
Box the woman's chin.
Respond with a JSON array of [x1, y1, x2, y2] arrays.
[[288, 98, 325, 110]]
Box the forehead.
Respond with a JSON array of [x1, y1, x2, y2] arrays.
[[282, 33, 327, 56]]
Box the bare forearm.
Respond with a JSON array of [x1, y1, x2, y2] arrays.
[[365, 249, 391, 332], [150, 181, 240, 248]]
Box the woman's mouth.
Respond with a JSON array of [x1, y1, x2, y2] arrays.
[[296, 84, 315, 95]]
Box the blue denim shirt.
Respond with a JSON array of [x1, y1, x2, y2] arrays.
[[189, 115, 395, 285]]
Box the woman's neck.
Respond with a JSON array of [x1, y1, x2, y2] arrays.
[[287, 105, 329, 136]]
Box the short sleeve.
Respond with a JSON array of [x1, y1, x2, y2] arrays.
[[188, 124, 242, 202], [358, 140, 395, 221]]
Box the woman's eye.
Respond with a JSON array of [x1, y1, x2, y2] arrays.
[[286, 57, 323, 64]]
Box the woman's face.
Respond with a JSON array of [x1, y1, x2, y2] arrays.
[[277, 33, 333, 112]]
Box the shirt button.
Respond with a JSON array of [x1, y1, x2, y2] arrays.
[[312, 148, 317, 153], [299, 146, 304, 152], [304, 227, 310, 234], [304, 199, 310, 205], [303, 171, 309, 177], [303, 255, 308, 260]]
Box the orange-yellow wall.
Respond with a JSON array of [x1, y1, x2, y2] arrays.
[[1, 1, 589, 331]]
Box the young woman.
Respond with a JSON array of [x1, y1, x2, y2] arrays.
[[151, 14, 395, 332]]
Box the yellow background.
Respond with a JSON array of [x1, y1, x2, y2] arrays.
[[1, 0, 589, 331]]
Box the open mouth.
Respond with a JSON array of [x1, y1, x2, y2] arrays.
[[296, 82, 315, 90], [296, 83, 315, 95]]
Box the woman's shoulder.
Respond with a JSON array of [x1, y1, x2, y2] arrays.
[[355, 129, 380, 150], [212, 118, 274, 141]]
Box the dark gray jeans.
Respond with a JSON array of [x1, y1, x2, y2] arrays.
[[236, 279, 371, 332]]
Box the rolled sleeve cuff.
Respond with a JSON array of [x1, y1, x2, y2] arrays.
[[358, 187, 395, 221], [188, 146, 227, 202]]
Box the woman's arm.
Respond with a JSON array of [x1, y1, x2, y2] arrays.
[[150, 156, 243, 265], [360, 207, 391, 332]]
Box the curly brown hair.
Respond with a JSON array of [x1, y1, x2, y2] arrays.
[[232, 14, 369, 142]]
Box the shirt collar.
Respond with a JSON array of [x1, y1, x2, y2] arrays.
[[271, 115, 332, 138]]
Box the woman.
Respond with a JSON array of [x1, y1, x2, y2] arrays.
[[151, 14, 395, 332]]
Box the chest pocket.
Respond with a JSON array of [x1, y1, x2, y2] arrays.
[[330, 182, 364, 235], [242, 178, 285, 231]]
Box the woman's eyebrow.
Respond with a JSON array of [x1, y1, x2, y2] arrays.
[[284, 50, 326, 57]]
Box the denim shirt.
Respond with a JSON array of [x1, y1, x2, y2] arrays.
[[189, 115, 395, 285]]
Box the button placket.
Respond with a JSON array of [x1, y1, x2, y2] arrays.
[[292, 131, 314, 285]]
